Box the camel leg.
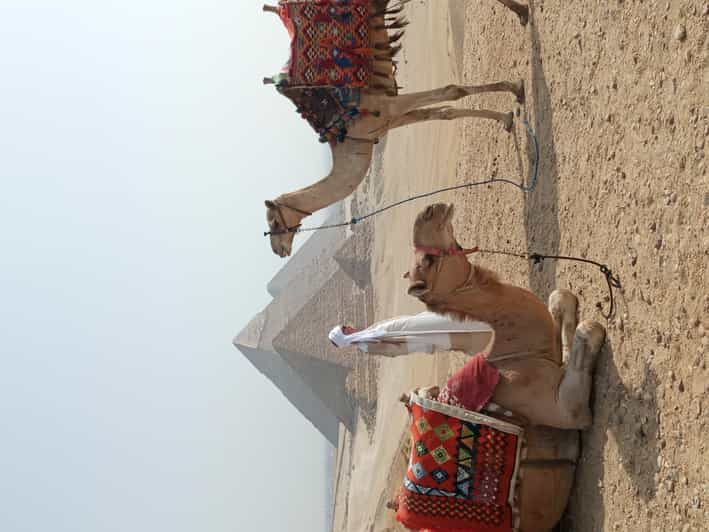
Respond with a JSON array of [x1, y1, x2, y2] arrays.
[[548, 289, 578, 364], [555, 320, 606, 428], [381, 81, 524, 116], [494, 0, 529, 26], [385, 106, 514, 132]]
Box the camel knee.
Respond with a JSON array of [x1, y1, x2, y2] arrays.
[[548, 289, 578, 359], [443, 84, 469, 101], [576, 320, 606, 356], [548, 289, 578, 325], [568, 320, 605, 372]]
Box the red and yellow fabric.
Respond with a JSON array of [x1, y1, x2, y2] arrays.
[[277, 0, 374, 88], [397, 392, 524, 532]]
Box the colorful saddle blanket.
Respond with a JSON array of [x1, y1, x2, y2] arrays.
[[277, 85, 364, 143], [278, 0, 374, 88], [397, 392, 524, 532], [438, 353, 501, 413]]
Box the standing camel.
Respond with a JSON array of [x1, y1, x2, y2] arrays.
[[262, 0, 528, 256]]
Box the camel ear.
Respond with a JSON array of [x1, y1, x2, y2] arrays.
[[265, 200, 276, 209], [402, 271, 410, 279]]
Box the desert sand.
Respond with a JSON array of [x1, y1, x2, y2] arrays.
[[332, 1, 708, 531]]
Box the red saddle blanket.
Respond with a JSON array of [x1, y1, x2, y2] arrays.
[[278, 0, 373, 87], [397, 393, 524, 532], [438, 353, 500, 413]]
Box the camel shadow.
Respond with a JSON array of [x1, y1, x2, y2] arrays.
[[523, 0, 560, 302], [560, 341, 661, 531]]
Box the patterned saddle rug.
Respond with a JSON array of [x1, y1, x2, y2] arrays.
[[397, 392, 524, 532], [277, 85, 366, 143], [277, 0, 374, 88]]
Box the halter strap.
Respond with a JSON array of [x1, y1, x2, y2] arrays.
[[273, 201, 312, 217], [411, 244, 478, 297], [266, 201, 312, 236], [414, 245, 479, 257]]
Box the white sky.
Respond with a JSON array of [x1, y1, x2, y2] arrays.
[[0, 2, 335, 531]]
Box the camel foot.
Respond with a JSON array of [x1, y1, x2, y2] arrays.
[[516, 7, 529, 27], [514, 79, 526, 104], [549, 289, 579, 361], [503, 112, 514, 132], [571, 320, 606, 372], [555, 320, 605, 429]]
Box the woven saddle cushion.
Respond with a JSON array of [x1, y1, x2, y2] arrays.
[[278, 0, 373, 88], [397, 394, 524, 532]]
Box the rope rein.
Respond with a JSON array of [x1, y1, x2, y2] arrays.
[[473, 249, 622, 320], [414, 245, 622, 319], [263, 119, 539, 237], [263, 119, 621, 318]]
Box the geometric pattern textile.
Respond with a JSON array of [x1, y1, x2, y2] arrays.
[[397, 393, 524, 532], [277, 86, 363, 143], [278, 0, 373, 88]]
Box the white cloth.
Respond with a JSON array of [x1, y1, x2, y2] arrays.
[[328, 311, 493, 354]]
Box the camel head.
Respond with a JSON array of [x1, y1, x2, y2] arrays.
[[405, 203, 469, 303], [264, 200, 309, 257], [412, 203, 458, 250]]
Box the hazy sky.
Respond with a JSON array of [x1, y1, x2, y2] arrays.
[[0, 2, 335, 531]]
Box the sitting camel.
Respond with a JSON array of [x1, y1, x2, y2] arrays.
[[396, 202, 606, 531], [263, 0, 529, 256]]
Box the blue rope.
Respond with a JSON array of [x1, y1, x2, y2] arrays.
[[264, 119, 540, 236]]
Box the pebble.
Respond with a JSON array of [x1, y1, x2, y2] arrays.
[[674, 24, 687, 41]]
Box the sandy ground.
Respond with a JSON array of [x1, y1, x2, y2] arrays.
[[332, 1, 708, 531]]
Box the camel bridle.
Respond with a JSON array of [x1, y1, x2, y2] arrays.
[[412, 245, 478, 296], [267, 201, 312, 237]]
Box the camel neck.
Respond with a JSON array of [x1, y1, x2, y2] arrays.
[[278, 141, 373, 215], [427, 267, 556, 360]]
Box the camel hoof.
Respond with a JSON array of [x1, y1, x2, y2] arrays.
[[517, 7, 529, 27], [503, 112, 514, 132], [576, 320, 606, 370], [578, 320, 606, 351], [515, 79, 526, 104], [549, 289, 578, 322]]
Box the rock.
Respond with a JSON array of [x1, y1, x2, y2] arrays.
[[703, 4, 709, 16], [674, 24, 687, 41], [655, 237, 663, 249]]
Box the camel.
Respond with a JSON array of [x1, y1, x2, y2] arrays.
[[262, 0, 529, 257], [398, 202, 607, 531]]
